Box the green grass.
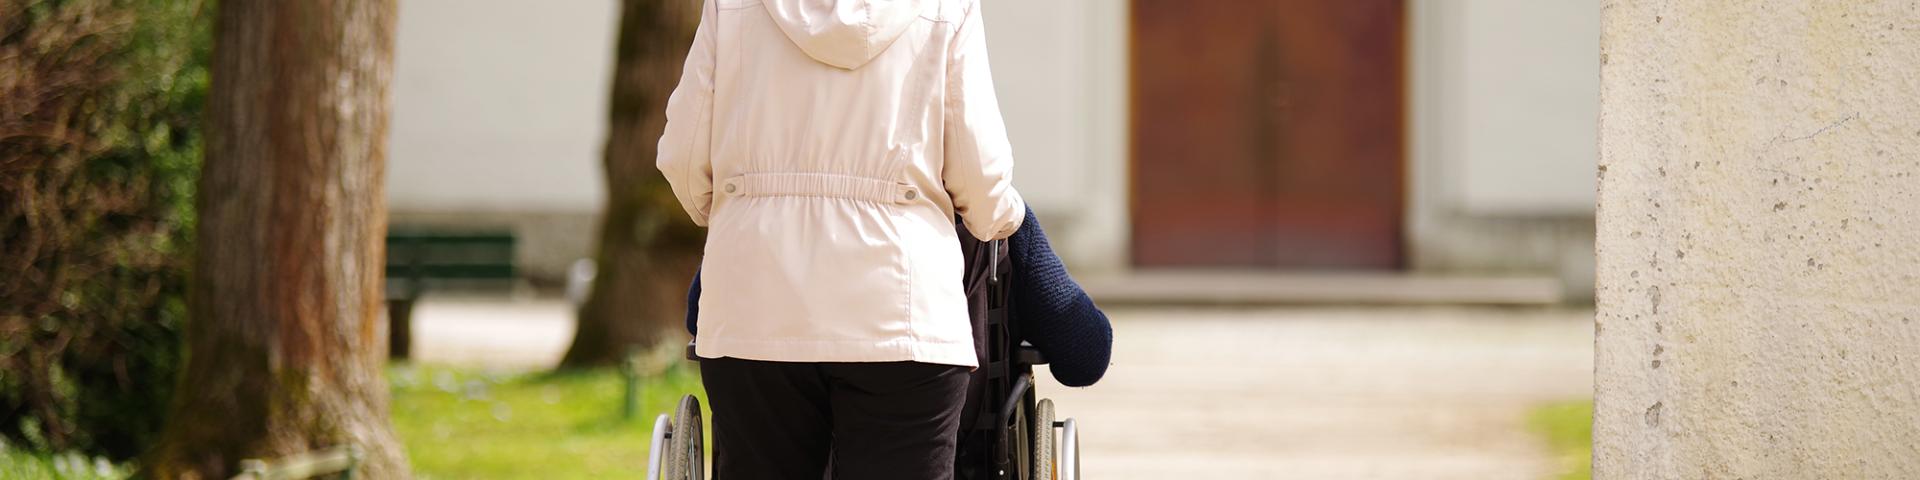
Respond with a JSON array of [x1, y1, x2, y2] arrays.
[[389, 363, 707, 480], [0, 444, 129, 479], [1528, 400, 1593, 480]]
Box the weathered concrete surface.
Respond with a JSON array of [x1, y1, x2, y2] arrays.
[[1596, 1, 1920, 478]]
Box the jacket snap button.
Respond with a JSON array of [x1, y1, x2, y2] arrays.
[[903, 190, 917, 201], [724, 184, 737, 194]]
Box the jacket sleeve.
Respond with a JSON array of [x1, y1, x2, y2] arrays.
[[656, 0, 719, 227], [942, 0, 1025, 241]]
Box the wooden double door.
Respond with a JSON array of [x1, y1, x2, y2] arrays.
[[1131, 0, 1405, 269]]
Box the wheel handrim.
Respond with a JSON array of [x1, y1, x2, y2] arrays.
[[1061, 418, 1079, 480]]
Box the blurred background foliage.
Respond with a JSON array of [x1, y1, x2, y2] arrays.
[[0, 0, 210, 459]]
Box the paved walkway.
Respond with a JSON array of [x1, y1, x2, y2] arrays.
[[409, 296, 576, 368], [1031, 307, 1592, 480], [411, 299, 1592, 479]]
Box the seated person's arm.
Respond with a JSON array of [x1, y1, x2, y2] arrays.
[[1009, 206, 1113, 387]]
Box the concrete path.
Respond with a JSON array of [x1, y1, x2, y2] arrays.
[[409, 296, 576, 369], [410, 299, 1593, 479], [1082, 271, 1566, 306], [1031, 307, 1593, 480]]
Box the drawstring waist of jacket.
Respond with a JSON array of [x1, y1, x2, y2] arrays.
[[721, 172, 920, 205]]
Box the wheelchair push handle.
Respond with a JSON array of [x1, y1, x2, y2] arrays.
[[988, 238, 1003, 286]]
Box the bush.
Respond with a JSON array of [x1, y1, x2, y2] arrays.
[[0, 0, 210, 459], [0, 439, 130, 480]]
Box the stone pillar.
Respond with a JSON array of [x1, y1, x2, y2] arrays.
[[1596, 1, 1920, 478]]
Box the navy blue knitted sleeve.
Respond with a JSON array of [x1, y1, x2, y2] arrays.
[[1009, 207, 1114, 387], [686, 268, 701, 336]]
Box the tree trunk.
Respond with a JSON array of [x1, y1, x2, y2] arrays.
[[559, 0, 705, 368], [144, 1, 407, 478]]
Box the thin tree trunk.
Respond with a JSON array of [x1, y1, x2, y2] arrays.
[[145, 1, 407, 478], [560, 0, 705, 368]]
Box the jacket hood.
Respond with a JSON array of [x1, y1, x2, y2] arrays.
[[763, 0, 926, 70]]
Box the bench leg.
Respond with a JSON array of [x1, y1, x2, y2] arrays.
[[388, 299, 414, 360]]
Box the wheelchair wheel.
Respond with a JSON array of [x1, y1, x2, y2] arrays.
[[1001, 397, 1032, 480], [664, 395, 705, 480], [1032, 399, 1055, 480]]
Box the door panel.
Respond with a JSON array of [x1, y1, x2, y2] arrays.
[[1131, 0, 1405, 269]]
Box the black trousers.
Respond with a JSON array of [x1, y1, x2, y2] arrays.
[[700, 357, 970, 480]]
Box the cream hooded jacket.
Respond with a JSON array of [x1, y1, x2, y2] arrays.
[[657, 0, 1025, 367]]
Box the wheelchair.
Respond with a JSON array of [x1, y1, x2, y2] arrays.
[[952, 233, 1082, 480], [647, 227, 1082, 480]]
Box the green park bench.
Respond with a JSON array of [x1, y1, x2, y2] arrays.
[[385, 229, 518, 359]]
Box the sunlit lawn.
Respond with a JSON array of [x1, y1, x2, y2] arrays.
[[389, 363, 707, 479], [1529, 400, 1594, 480]]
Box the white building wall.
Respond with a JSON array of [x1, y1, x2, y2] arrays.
[[1408, 0, 1597, 298], [980, 0, 1131, 274], [1449, 0, 1599, 215], [988, 0, 1599, 287], [980, 0, 1088, 214], [388, 0, 617, 213], [387, 0, 619, 280], [383, 0, 1598, 290]]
